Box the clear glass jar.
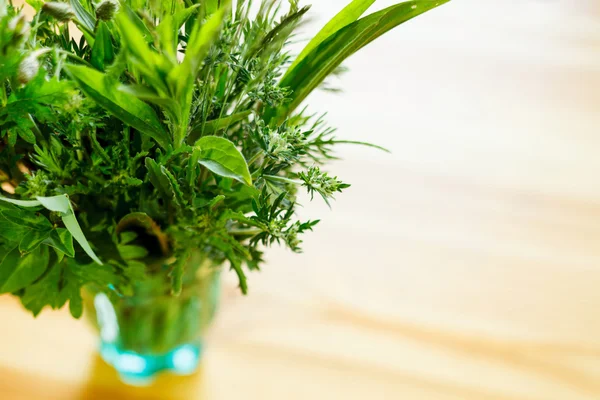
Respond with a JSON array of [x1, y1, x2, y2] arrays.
[[84, 255, 221, 385]]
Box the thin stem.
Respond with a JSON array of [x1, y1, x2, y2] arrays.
[[58, 50, 95, 69], [330, 140, 391, 153], [263, 174, 301, 185]]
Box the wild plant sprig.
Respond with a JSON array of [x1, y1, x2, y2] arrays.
[[0, 0, 449, 316]]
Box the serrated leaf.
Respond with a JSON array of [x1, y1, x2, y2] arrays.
[[194, 136, 252, 186], [161, 165, 186, 207], [145, 158, 175, 200], [66, 64, 171, 149], [209, 194, 225, 209], [0, 245, 49, 294], [20, 262, 62, 316], [20, 229, 51, 252]]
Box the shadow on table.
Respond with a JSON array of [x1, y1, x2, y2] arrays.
[[76, 354, 207, 400]]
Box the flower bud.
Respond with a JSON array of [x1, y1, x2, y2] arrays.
[[17, 49, 49, 85], [95, 0, 118, 21], [7, 14, 29, 46], [42, 2, 75, 22], [17, 54, 40, 85]]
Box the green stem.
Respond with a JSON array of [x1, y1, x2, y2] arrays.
[[0, 79, 6, 107], [247, 150, 263, 166], [263, 174, 302, 185], [58, 51, 95, 69], [330, 140, 391, 153]]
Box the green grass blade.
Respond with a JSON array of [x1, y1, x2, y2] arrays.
[[70, 0, 96, 35], [37, 194, 103, 264], [272, 0, 450, 122], [66, 64, 171, 149], [285, 0, 376, 76], [90, 22, 114, 71]]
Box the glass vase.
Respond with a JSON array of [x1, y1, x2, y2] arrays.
[[84, 255, 221, 386]]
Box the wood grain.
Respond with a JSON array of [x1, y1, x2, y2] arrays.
[[2, 0, 600, 398]]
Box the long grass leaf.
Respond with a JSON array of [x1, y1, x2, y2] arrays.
[[285, 0, 376, 75], [66, 64, 171, 149], [271, 0, 450, 122]]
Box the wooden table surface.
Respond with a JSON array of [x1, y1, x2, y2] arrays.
[[3, 1, 600, 399]]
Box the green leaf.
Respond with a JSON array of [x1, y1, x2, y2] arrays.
[[0, 245, 49, 294], [119, 231, 137, 245], [170, 1, 229, 97], [116, 212, 169, 255], [36, 194, 70, 213], [17, 128, 36, 144], [68, 292, 83, 318], [122, 3, 153, 43], [1, 209, 52, 231], [20, 229, 51, 252], [66, 64, 171, 149], [0, 195, 42, 207], [209, 194, 225, 210], [91, 22, 114, 71], [169, 250, 190, 296], [229, 256, 247, 294], [115, 11, 172, 94], [161, 166, 186, 207], [204, 0, 219, 15], [0, 194, 100, 263], [37, 194, 102, 264], [20, 261, 62, 316], [145, 158, 176, 201], [0, 215, 29, 242], [194, 136, 252, 186], [286, 0, 376, 75], [118, 84, 181, 121], [44, 228, 75, 258], [70, 0, 96, 35], [187, 110, 252, 144], [271, 0, 450, 121], [118, 244, 149, 260], [62, 211, 102, 264]]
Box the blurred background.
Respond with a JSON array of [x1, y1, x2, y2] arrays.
[[3, 0, 600, 399]]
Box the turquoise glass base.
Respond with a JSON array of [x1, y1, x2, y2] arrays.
[[99, 341, 203, 386]]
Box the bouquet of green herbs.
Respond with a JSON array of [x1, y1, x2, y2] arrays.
[[0, 0, 448, 319]]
